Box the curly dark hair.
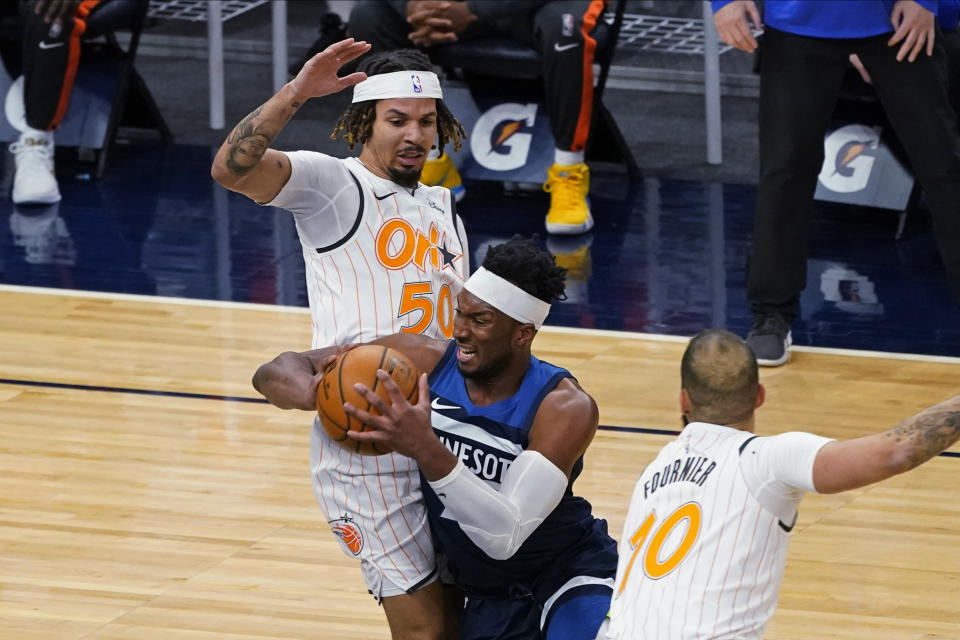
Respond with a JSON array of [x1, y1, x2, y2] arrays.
[[331, 49, 466, 153], [482, 235, 567, 304]]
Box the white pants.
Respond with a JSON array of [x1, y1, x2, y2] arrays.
[[309, 417, 437, 599]]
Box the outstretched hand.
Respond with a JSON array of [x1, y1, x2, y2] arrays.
[[289, 38, 371, 99], [344, 372, 435, 460], [888, 0, 935, 62]]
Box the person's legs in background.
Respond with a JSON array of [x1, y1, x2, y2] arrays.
[[530, 0, 606, 236], [855, 33, 960, 306], [10, 0, 103, 205], [747, 28, 848, 365]]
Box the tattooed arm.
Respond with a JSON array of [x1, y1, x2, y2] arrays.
[[211, 38, 370, 203], [811, 394, 960, 494]]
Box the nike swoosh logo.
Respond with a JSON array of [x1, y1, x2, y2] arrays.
[[374, 191, 396, 201], [431, 397, 460, 411], [554, 42, 579, 52], [39, 41, 64, 50]]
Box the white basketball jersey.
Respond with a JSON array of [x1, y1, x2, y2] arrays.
[[264, 151, 469, 593], [607, 422, 832, 640]]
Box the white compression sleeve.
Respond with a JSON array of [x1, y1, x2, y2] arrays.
[[428, 450, 568, 561]]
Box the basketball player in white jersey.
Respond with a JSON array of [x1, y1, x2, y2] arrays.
[[604, 329, 960, 640], [211, 39, 468, 640]]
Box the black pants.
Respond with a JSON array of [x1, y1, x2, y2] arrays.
[[347, 0, 604, 152], [0, 0, 105, 131], [749, 27, 960, 319]]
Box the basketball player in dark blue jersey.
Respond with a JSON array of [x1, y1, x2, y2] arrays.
[[254, 236, 617, 640]]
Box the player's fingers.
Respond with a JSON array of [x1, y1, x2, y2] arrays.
[[375, 370, 409, 406], [887, 20, 909, 46], [747, 3, 762, 31], [897, 30, 917, 61], [734, 20, 758, 51], [343, 422, 389, 442], [417, 373, 430, 407], [427, 31, 458, 45], [908, 31, 925, 62], [889, 4, 903, 32], [422, 17, 454, 29], [926, 25, 935, 56], [342, 400, 387, 429], [338, 71, 367, 87]]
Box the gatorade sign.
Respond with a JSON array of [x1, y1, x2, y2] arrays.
[[814, 122, 914, 211]]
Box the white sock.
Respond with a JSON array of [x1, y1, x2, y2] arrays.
[[427, 147, 441, 161], [554, 149, 584, 166], [23, 126, 54, 142]]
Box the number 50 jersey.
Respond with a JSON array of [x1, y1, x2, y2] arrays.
[[267, 152, 469, 348]]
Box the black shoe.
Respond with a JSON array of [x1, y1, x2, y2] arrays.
[[745, 313, 792, 366], [290, 13, 348, 76]]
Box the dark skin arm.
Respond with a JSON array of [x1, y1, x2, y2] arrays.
[[252, 333, 446, 411]]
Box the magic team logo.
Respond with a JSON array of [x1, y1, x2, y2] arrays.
[[375, 219, 461, 274], [818, 124, 881, 193], [470, 103, 539, 171], [329, 515, 364, 556], [411, 74, 423, 94]]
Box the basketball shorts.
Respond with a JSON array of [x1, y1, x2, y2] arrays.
[[309, 418, 438, 600], [458, 519, 617, 639]]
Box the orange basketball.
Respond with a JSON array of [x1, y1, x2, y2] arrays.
[[316, 345, 420, 456]]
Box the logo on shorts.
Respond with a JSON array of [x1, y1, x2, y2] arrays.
[[562, 13, 575, 37], [411, 74, 423, 93], [330, 515, 365, 556]]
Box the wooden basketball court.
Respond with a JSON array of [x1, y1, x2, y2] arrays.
[[1, 285, 958, 639]]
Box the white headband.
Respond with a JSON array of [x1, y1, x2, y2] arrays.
[[463, 267, 551, 329], [352, 70, 443, 103]]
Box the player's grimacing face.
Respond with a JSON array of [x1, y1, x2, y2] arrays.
[[365, 98, 438, 189], [452, 290, 517, 381]]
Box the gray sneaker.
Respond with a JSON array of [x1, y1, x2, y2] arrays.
[[745, 314, 792, 366]]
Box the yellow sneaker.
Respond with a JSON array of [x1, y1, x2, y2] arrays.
[[420, 153, 465, 202], [543, 162, 593, 235]]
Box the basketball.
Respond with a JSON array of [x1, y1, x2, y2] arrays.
[[316, 345, 420, 456]]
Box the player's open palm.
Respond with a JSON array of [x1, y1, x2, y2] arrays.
[[290, 38, 371, 99], [343, 372, 434, 459]]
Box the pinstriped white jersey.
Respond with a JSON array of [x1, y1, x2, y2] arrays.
[[268, 152, 469, 347], [607, 422, 832, 640], [263, 151, 469, 592]]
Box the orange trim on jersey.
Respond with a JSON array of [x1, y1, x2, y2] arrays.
[[572, 0, 607, 152], [50, 0, 103, 130]]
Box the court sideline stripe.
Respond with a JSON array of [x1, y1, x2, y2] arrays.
[[2, 377, 958, 459], [2, 284, 959, 365]]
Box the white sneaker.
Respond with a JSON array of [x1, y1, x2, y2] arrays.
[[10, 128, 60, 204]]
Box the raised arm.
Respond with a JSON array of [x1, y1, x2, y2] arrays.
[[812, 393, 960, 494], [210, 38, 370, 203]]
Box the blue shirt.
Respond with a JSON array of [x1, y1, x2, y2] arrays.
[[424, 341, 600, 592], [711, 0, 939, 39]]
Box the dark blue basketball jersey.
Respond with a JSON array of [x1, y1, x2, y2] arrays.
[[424, 340, 607, 593]]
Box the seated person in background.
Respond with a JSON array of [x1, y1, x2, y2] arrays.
[[254, 236, 619, 639], [0, 0, 107, 204], [348, 1, 606, 236]]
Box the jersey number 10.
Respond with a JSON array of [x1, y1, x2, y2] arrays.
[[618, 501, 702, 593]]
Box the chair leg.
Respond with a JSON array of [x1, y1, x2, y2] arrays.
[[587, 102, 640, 181]]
